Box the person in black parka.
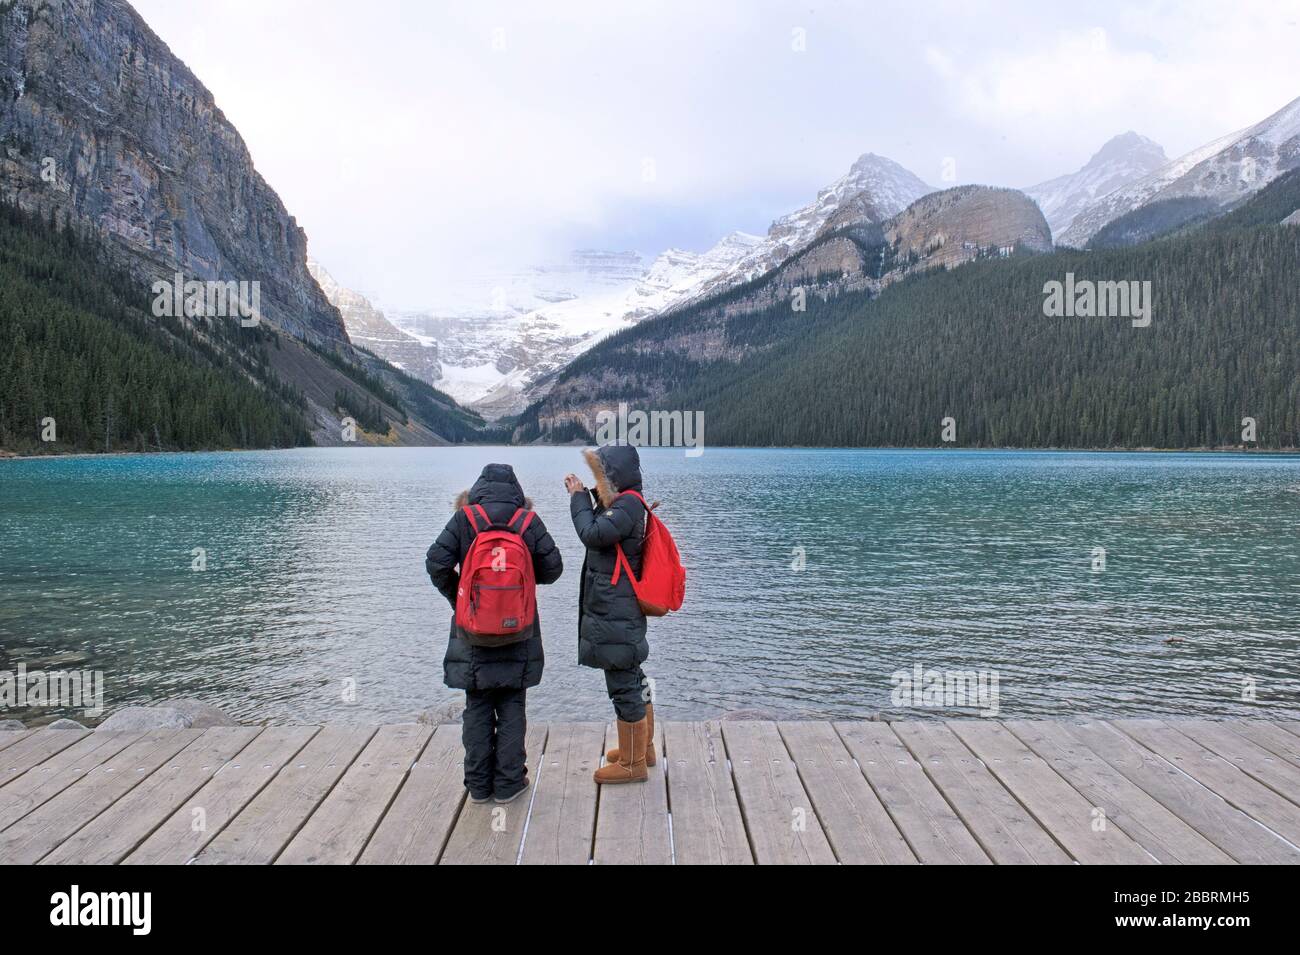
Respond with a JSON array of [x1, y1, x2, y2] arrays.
[[426, 463, 562, 803], [565, 444, 653, 784]]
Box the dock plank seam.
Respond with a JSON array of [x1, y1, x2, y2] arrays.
[[354, 728, 448, 864], [832, 722, 924, 864], [715, 725, 761, 866], [173, 727, 321, 865], [265, 727, 378, 865], [893, 721, 1069, 865], [1062, 721, 1297, 864], [834, 721, 990, 864], [1109, 720, 1300, 852], [42, 727, 269, 865]]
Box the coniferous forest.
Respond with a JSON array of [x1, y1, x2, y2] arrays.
[[522, 187, 1300, 450], [678, 224, 1300, 448], [5, 173, 1300, 455], [0, 201, 311, 454]]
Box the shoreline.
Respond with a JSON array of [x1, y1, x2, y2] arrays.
[[6, 444, 1300, 462]]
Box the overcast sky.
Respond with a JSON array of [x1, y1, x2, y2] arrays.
[[132, 0, 1300, 310]]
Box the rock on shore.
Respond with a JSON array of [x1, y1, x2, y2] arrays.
[[95, 699, 237, 732]]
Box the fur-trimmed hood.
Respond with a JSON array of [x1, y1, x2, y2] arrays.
[[453, 463, 531, 511], [583, 445, 643, 508]]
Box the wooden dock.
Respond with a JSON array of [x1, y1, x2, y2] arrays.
[[1, 719, 1297, 864]]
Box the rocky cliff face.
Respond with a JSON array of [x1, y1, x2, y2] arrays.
[[308, 259, 442, 383], [884, 185, 1052, 268], [0, 0, 347, 345]]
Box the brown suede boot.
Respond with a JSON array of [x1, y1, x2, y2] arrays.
[[594, 716, 649, 784], [605, 702, 655, 767]]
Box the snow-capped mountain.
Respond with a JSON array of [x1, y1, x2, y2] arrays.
[[659, 153, 934, 315], [386, 152, 929, 416], [1058, 95, 1300, 247], [387, 237, 762, 417], [307, 259, 443, 385], [1026, 132, 1168, 240]]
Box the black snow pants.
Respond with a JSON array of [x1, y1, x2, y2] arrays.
[[461, 687, 528, 798]]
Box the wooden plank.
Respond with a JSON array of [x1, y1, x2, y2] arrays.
[[0, 731, 140, 832], [0, 729, 202, 864], [893, 721, 1068, 864], [1005, 720, 1234, 864], [276, 724, 431, 865], [0, 731, 29, 753], [192, 726, 375, 865], [359, 725, 466, 865], [124, 727, 318, 865], [948, 721, 1153, 864], [520, 722, 603, 865], [836, 721, 990, 864], [440, 723, 547, 865], [662, 721, 752, 865], [779, 721, 915, 864], [1229, 721, 1300, 769], [0, 728, 91, 785], [721, 721, 835, 864], [1114, 719, 1300, 846], [1174, 721, 1300, 802], [40, 727, 263, 865], [592, 719, 671, 865], [1066, 720, 1298, 864]]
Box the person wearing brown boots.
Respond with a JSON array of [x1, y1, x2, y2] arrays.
[[565, 445, 652, 785]]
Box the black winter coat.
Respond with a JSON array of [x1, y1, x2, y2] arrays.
[[571, 445, 647, 672], [426, 464, 563, 691]]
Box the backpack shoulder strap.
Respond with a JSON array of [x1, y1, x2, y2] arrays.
[[508, 507, 535, 535], [463, 504, 488, 534], [611, 541, 638, 588], [617, 489, 647, 507], [610, 492, 647, 589]]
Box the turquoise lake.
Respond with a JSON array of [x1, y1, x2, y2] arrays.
[[1, 447, 1297, 723]]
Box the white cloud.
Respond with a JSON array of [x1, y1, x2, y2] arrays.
[[128, 0, 1300, 308]]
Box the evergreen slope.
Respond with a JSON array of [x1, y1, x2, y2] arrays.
[[0, 202, 311, 453], [677, 226, 1300, 447], [525, 187, 1300, 449], [1204, 167, 1300, 232], [0, 202, 489, 454]]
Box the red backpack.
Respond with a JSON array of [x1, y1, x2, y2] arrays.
[[611, 490, 686, 617], [455, 504, 538, 646]]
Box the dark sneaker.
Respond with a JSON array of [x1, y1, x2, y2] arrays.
[[493, 780, 530, 804], [468, 789, 493, 804]]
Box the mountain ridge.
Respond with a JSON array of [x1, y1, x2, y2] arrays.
[[1057, 94, 1300, 247], [1026, 132, 1168, 239], [517, 179, 1300, 449], [525, 183, 1052, 434], [657, 152, 935, 317]]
